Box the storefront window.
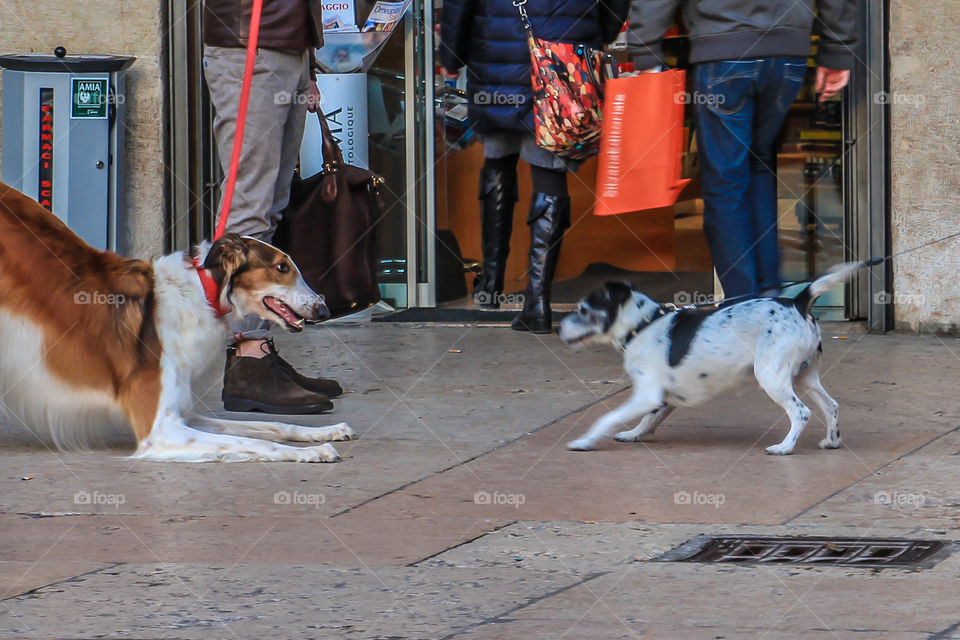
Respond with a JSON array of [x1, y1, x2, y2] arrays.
[[777, 63, 846, 319], [366, 36, 410, 308], [432, 19, 850, 316]]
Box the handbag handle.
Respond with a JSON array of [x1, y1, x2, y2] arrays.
[[315, 110, 343, 203], [316, 110, 345, 168]]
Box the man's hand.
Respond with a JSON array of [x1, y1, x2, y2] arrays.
[[815, 67, 850, 102], [306, 82, 322, 113], [441, 67, 459, 80]]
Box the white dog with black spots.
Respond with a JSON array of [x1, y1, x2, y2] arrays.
[[559, 263, 863, 455]]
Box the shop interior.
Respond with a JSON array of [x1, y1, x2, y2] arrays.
[[430, 10, 847, 318]]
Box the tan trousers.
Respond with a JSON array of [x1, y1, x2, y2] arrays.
[[203, 45, 311, 340], [203, 45, 311, 241]]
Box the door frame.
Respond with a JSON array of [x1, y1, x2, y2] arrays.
[[404, 0, 437, 308], [165, 0, 217, 253], [845, 0, 891, 331]]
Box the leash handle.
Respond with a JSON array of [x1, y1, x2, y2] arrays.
[[214, 0, 263, 241]]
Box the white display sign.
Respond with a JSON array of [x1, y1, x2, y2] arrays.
[[300, 73, 369, 175]]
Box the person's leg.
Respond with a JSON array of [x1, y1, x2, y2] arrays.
[[749, 57, 807, 295], [206, 46, 295, 343], [204, 46, 335, 412], [692, 60, 761, 300], [268, 50, 311, 238], [476, 133, 520, 307], [512, 137, 571, 333], [529, 163, 568, 197], [240, 53, 343, 398], [206, 44, 300, 333], [204, 46, 303, 240]]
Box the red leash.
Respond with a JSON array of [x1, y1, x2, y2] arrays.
[[214, 0, 264, 241]]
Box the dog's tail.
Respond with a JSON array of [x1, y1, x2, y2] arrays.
[[793, 261, 867, 315]]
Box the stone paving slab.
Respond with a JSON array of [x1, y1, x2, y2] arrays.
[[0, 563, 580, 639], [338, 397, 950, 525], [458, 620, 933, 640], [1, 326, 959, 638], [0, 560, 109, 601], [451, 561, 960, 640], [419, 521, 960, 574], [791, 426, 960, 529], [0, 513, 512, 570]]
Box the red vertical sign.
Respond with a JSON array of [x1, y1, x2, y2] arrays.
[[38, 88, 54, 210]]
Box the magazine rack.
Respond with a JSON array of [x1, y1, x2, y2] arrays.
[[314, 31, 395, 74], [301, 8, 410, 175]]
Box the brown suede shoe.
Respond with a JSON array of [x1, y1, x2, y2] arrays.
[[222, 349, 334, 414], [261, 339, 343, 398]]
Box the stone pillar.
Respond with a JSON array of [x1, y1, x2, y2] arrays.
[[889, 1, 960, 333]]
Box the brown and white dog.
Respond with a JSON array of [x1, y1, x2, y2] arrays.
[[0, 183, 356, 462]]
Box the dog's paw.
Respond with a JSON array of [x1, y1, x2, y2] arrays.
[[567, 438, 595, 451], [764, 443, 795, 456], [328, 422, 358, 441], [614, 430, 643, 442], [293, 422, 357, 443], [818, 437, 842, 449], [299, 443, 341, 462]]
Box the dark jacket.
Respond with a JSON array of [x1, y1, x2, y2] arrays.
[[440, 0, 628, 134], [628, 0, 856, 70], [204, 0, 324, 50]]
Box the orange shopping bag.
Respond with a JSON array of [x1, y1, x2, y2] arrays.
[[594, 69, 691, 215]]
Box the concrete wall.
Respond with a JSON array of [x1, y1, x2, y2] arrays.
[[889, 1, 960, 333], [0, 1, 166, 259]]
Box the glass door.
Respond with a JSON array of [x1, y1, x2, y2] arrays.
[[303, 1, 436, 310], [349, 0, 436, 310], [777, 62, 847, 319]]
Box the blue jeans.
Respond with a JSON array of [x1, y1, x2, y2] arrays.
[[693, 57, 806, 299]]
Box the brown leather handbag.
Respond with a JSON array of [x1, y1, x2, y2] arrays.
[[274, 112, 383, 318]]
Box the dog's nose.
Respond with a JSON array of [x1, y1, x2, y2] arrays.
[[313, 299, 330, 322]]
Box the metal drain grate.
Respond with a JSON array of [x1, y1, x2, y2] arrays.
[[659, 535, 951, 569]]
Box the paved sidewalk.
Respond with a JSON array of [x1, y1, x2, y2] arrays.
[[1, 321, 959, 639]]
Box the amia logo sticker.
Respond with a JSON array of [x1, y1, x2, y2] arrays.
[[71, 78, 108, 119]]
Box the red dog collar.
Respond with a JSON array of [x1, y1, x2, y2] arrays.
[[193, 256, 232, 318]]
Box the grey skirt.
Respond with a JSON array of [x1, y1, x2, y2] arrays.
[[482, 131, 583, 173]]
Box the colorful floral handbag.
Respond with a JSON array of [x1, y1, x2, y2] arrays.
[[515, 0, 606, 160]]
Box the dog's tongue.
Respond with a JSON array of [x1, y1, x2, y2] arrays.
[[264, 296, 300, 326]]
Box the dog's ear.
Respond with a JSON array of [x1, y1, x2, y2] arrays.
[[605, 280, 635, 306], [204, 233, 249, 276]]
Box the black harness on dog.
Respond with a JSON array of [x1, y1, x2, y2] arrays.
[[622, 306, 668, 347]]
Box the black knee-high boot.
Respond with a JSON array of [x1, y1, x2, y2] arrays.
[[511, 193, 571, 333], [473, 162, 518, 308]]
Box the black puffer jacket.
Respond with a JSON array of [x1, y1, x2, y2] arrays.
[[440, 0, 628, 134]]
